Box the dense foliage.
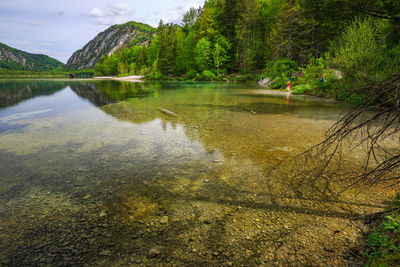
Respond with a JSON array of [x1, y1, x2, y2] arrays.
[[93, 0, 400, 100], [108, 21, 156, 34], [0, 42, 64, 71], [363, 193, 400, 266]]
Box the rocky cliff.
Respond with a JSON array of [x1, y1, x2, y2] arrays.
[[65, 21, 155, 70], [0, 43, 64, 71]]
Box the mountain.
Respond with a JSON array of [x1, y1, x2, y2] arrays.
[[0, 43, 64, 71], [66, 21, 156, 70]]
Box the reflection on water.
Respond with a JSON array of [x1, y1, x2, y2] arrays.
[[0, 80, 386, 266], [0, 80, 67, 108]]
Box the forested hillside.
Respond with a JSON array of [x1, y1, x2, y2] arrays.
[[0, 42, 64, 71], [94, 0, 400, 101], [66, 21, 155, 70]]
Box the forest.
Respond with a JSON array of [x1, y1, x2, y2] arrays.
[[94, 0, 400, 102], [0, 42, 65, 71]]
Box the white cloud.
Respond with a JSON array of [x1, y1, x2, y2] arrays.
[[82, 4, 134, 26]]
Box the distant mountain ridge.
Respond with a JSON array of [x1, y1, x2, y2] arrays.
[[66, 21, 156, 70], [0, 42, 64, 71]]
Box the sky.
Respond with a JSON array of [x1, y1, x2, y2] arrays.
[[0, 0, 205, 63]]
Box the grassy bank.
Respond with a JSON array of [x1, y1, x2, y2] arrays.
[[0, 69, 94, 78], [363, 192, 400, 265]]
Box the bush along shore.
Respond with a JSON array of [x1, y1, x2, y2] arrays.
[[363, 192, 400, 265]]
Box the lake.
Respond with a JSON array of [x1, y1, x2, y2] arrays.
[[0, 80, 386, 265]]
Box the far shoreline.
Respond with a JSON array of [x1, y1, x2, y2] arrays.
[[92, 75, 145, 82]]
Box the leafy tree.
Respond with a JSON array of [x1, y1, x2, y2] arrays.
[[107, 54, 119, 76], [137, 46, 148, 70], [94, 55, 109, 76], [183, 31, 197, 72], [195, 0, 224, 43], [273, 59, 298, 79], [213, 36, 231, 73], [328, 19, 389, 87], [182, 7, 202, 30], [174, 27, 186, 75], [147, 35, 160, 68], [195, 37, 212, 72]]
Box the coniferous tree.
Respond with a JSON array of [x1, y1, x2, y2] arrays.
[[183, 31, 197, 72], [157, 25, 176, 75]]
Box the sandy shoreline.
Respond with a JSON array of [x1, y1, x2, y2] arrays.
[[93, 75, 144, 82]]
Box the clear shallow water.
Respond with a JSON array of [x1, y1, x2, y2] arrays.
[[0, 80, 385, 265]]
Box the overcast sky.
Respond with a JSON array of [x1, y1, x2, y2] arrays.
[[0, 0, 205, 63]]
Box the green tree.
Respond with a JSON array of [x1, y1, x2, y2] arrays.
[[183, 31, 197, 72], [195, 37, 212, 72], [94, 54, 109, 76], [182, 6, 202, 30], [137, 46, 148, 70], [148, 35, 160, 68], [328, 19, 390, 87], [108, 54, 120, 76], [195, 0, 224, 43], [213, 36, 231, 73], [174, 27, 186, 75], [222, 0, 239, 70], [236, 0, 265, 71], [157, 25, 176, 75]]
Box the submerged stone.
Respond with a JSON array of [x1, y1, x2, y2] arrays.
[[148, 246, 164, 258], [99, 250, 112, 256], [160, 216, 169, 224]]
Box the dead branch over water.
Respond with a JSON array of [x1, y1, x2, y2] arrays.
[[298, 72, 400, 190]]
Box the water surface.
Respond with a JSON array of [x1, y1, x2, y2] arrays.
[[0, 80, 385, 265]]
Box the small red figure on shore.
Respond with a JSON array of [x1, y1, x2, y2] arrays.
[[286, 79, 292, 94], [286, 79, 292, 104]]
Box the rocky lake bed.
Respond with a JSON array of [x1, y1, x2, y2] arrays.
[[0, 80, 394, 266]]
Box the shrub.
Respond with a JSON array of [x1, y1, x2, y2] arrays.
[[146, 71, 164, 80], [139, 66, 150, 75], [186, 69, 198, 79], [292, 84, 311, 95], [262, 61, 274, 79], [345, 94, 366, 105], [273, 59, 298, 80], [299, 58, 324, 86], [270, 76, 288, 89], [261, 59, 298, 89], [363, 193, 400, 265], [196, 70, 217, 81], [328, 18, 389, 88]]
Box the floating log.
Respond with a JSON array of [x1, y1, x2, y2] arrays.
[[249, 110, 257, 115], [157, 108, 180, 117]]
